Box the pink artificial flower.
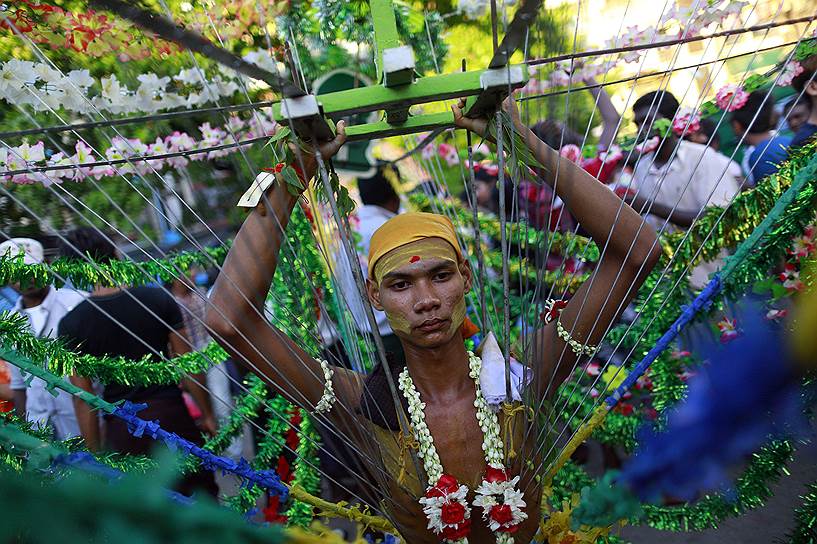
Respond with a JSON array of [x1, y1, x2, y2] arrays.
[[779, 263, 804, 291], [671, 350, 692, 359], [549, 70, 571, 87], [420, 142, 436, 161], [559, 144, 582, 163], [635, 136, 660, 155], [717, 316, 739, 344], [790, 233, 816, 259], [715, 84, 749, 112], [438, 142, 460, 167], [672, 109, 701, 136], [778, 61, 804, 87], [765, 308, 788, 321]]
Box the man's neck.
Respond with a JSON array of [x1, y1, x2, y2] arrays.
[[403, 337, 472, 403], [21, 287, 49, 309], [745, 131, 771, 146], [91, 285, 123, 297], [807, 109, 817, 128], [654, 136, 678, 165]]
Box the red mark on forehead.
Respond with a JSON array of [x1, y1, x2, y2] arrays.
[[409, 255, 421, 263]]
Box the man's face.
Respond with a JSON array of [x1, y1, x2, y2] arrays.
[[476, 180, 493, 207], [788, 102, 811, 133], [633, 105, 666, 144], [368, 241, 472, 349], [11, 281, 48, 299]]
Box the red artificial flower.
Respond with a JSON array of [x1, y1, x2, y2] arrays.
[[276, 455, 291, 483], [441, 519, 471, 541], [542, 299, 568, 324], [560, 535, 578, 544], [441, 501, 467, 524], [614, 403, 634, 416], [274, 162, 285, 173], [263, 494, 288, 524], [285, 428, 299, 451], [484, 465, 509, 484], [428, 474, 459, 497], [409, 255, 421, 263], [490, 504, 514, 525]]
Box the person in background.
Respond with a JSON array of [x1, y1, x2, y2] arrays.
[[0, 283, 18, 413], [781, 95, 812, 136], [683, 117, 722, 151], [0, 284, 18, 313], [59, 228, 218, 497], [0, 238, 85, 439], [322, 164, 405, 368], [625, 90, 743, 288], [731, 91, 792, 185], [170, 270, 243, 462], [789, 54, 817, 150], [528, 74, 623, 231]]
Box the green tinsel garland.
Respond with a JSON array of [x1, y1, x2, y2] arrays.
[[408, 193, 599, 262], [285, 409, 321, 527], [641, 440, 794, 531], [182, 374, 270, 475], [0, 414, 155, 475], [225, 394, 293, 514], [203, 375, 268, 455], [0, 311, 226, 386], [565, 141, 817, 449], [0, 245, 229, 291], [784, 481, 817, 543], [0, 459, 288, 544]]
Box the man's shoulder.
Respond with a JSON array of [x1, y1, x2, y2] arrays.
[[51, 287, 87, 309], [791, 123, 817, 148], [753, 135, 792, 160], [59, 299, 91, 330]]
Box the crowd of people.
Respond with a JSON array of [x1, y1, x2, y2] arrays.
[[0, 58, 814, 528]]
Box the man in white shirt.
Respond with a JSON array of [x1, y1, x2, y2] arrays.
[[625, 91, 743, 288], [322, 165, 405, 367], [1, 238, 87, 439]]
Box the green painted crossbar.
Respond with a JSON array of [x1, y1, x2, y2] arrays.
[[273, 0, 533, 142]]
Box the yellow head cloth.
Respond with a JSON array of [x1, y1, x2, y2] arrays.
[[368, 212, 463, 283]]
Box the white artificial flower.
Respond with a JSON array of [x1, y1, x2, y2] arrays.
[[136, 73, 170, 94], [161, 93, 186, 109], [6, 59, 38, 84], [67, 69, 94, 88], [15, 141, 45, 163], [0, 64, 26, 98], [174, 68, 205, 86], [100, 75, 126, 106], [458, 0, 489, 19], [34, 63, 63, 84]]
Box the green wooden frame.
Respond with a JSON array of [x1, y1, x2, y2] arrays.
[[272, 0, 529, 142]]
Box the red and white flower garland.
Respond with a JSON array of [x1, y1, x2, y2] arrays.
[[398, 352, 527, 544]]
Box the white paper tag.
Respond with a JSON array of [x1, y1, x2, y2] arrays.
[[237, 172, 276, 208]]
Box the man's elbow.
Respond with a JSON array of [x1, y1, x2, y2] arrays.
[[204, 302, 242, 344], [629, 228, 662, 275]]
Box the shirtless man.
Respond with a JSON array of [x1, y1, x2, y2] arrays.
[[206, 98, 660, 542]]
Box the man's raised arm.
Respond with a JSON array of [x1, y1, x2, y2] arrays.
[[205, 122, 360, 410], [452, 98, 661, 398]]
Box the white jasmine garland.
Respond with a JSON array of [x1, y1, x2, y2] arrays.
[[399, 352, 526, 544], [313, 360, 336, 414]]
